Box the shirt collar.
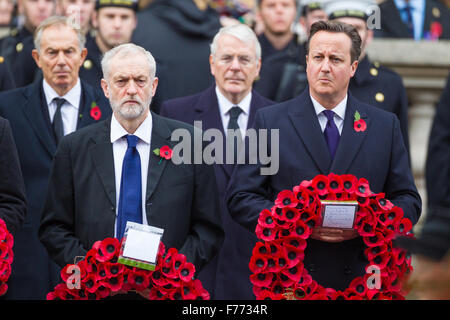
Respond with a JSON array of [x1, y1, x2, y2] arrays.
[[110, 111, 152, 145], [43, 77, 81, 109], [311, 94, 347, 121], [215, 86, 252, 117]]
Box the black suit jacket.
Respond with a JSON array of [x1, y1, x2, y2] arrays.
[[39, 112, 224, 273], [226, 89, 421, 291], [376, 0, 450, 40], [0, 79, 111, 299], [160, 86, 274, 299], [0, 59, 16, 92], [0, 117, 26, 234], [426, 73, 450, 208]]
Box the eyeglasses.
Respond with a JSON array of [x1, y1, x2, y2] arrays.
[[216, 54, 256, 67]]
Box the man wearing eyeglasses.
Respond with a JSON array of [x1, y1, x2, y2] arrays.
[[160, 24, 274, 299]]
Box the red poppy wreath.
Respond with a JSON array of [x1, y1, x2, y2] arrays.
[[250, 174, 414, 300], [0, 218, 13, 296], [47, 238, 209, 300]]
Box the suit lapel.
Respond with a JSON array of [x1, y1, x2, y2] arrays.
[[77, 81, 100, 129], [90, 119, 116, 207], [194, 87, 225, 135], [194, 87, 235, 179], [89, 113, 176, 213], [330, 95, 370, 174], [247, 91, 261, 130], [288, 91, 331, 174], [383, 0, 412, 38], [21, 82, 57, 157], [146, 112, 174, 202]]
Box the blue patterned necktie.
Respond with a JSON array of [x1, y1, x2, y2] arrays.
[[322, 110, 340, 160], [116, 135, 143, 240], [402, 3, 415, 38]]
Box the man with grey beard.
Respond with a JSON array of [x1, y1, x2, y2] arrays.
[[39, 43, 224, 281]]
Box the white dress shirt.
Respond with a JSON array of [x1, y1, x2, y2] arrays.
[[111, 112, 152, 237], [215, 86, 252, 137], [43, 78, 81, 136], [311, 94, 347, 135]]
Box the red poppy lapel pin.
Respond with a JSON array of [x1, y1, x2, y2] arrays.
[[353, 111, 367, 132], [430, 22, 443, 40], [153, 145, 173, 164], [90, 101, 102, 121]]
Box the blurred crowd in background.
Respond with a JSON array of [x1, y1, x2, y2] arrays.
[[0, 0, 448, 299], [0, 0, 448, 100]]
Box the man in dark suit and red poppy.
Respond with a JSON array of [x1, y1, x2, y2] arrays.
[[160, 23, 274, 299], [39, 43, 224, 286], [0, 16, 111, 299], [227, 21, 421, 292], [375, 0, 450, 40]]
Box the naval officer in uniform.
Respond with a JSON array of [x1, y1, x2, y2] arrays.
[[79, 0, 137, 91]]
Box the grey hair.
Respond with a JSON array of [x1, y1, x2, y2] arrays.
[[101, 43, 157, 82], [34, 16, 86, 53], [210, 23, 261, 61]]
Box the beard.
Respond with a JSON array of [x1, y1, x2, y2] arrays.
[[110, 94, 152, 120]]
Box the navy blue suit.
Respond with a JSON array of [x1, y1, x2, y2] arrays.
[[226, 88, 421, 291], [0, 80, 111, 299], [160, 86, 274, 299]]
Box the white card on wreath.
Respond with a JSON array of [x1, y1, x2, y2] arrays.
[[320, 201, 358, 229], [122, 224, 163, 264]]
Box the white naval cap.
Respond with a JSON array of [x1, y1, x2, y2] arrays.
[[323, 0, 378, 20]]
